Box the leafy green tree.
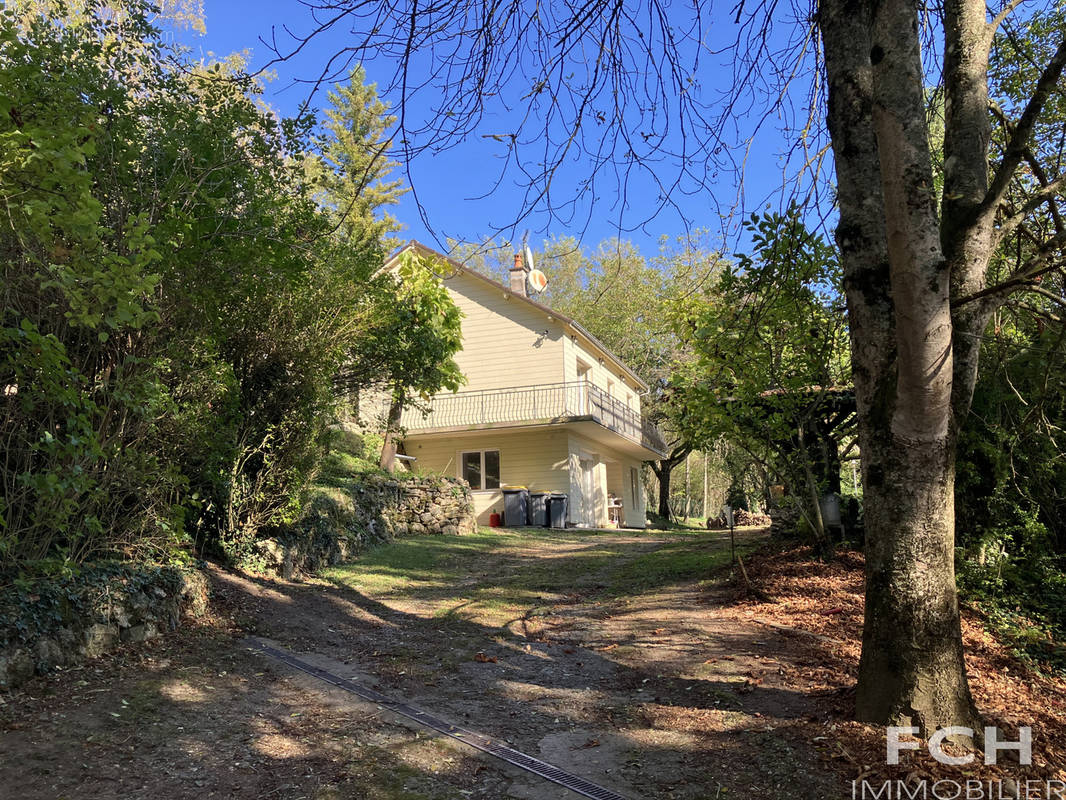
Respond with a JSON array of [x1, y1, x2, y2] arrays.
[[369, 250, 465, 472], [672, 209, 852, 541], [956, 314, 1066, 634], [307, 74, 463, 474], [1, 3, 182, 564], [0, 1, 450, 569]]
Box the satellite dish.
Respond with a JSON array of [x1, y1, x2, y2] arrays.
[[528, 268, 548, 293], [521, 232, 547, 294]]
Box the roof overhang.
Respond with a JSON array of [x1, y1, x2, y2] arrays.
[[402, 418, 667, 461]]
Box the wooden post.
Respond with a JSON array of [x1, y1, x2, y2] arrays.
[[683, 452, 690, 521], [703, 452, 710, 520], [730, 517, 736, 565], [724, 503, 735, 566]]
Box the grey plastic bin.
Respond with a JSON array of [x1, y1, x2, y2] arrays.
[[529, 491, 550, 527], [502, 487, 530, 527], [547, 493, 568, 529]]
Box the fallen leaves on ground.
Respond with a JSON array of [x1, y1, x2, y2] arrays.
[[734, 544, 1066, 787]]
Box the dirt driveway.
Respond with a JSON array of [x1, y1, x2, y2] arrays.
[[1, 528, 852, 799]]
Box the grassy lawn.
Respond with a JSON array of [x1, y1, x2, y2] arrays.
[[321, 525, 766, 628]]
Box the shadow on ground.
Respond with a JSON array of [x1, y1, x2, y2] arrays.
[[211, 528, 847, 799], [0, 528, 851, 799], [0, 615, 503, 799]]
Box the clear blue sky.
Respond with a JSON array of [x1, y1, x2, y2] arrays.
[[174, 2, 822, 259]]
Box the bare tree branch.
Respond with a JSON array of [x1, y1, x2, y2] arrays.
[[953, 229, 1066, 309], [995, 173, 1066, 245], [981, 37, 1066, 219]]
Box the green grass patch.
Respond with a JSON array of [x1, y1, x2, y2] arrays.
[[324, 527, 643, 625], [323, 528, 510, 594], [322, 526, 767, 630], [605, 534, 762, 593]]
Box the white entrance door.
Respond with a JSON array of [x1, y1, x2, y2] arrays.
[[579, 456, 596, 526]]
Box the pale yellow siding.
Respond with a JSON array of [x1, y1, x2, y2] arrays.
[[443, 271, 566, 391], [387, 244, 654, 530], [405, 429, 570, 524], [564, 430, 646, 528], [563, 335, 643, 413]]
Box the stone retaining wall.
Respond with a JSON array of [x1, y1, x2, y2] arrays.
[[0, 564, 209, 691], [0, 477, 471, 689], [257, 474, 475, 578], [769, 503, 800, 536], [371, 475, 477, 538]]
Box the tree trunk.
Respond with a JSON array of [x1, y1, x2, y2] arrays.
[[703, 454, 710, 520], [795, 425, 827, 543], [819, 0, 979, 732], [856, 430, 977, 731], [652, 445, 691, 521], [379, 385, 404, 473], [656, 463, 672, 519], [682, 452, 690, 520]]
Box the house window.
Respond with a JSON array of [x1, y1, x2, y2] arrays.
[[462, 450, 500, 490], [630, 467, 640, 508]]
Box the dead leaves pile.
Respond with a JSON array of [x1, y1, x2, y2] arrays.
[[736, 545, 1066, 785]]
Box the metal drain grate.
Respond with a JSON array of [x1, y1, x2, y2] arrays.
[[247, 638, 632, 800]]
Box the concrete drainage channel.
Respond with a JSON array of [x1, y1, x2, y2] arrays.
[[246, 638, 632, 800]]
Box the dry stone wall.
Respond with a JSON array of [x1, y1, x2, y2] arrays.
[[0, 564, 208, 691], [373, 475, 477, 538], [256, 474, 475, 578], [0, 478, 472, 690]]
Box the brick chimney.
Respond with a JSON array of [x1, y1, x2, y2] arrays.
[[508, 252, 528, 297]]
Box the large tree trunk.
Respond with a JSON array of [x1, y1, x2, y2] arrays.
[[379, 385, 404, 473], [655, 461, 673, 519], [857, 432, 978, 731], [651, 446, 690, 520], [819, 0, 979, 732]]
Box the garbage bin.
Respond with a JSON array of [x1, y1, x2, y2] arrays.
[[819, 492, 843, 537], [529, 491, 550, 527], [502, 486, 530, 527], [548, 493, 568, 529]]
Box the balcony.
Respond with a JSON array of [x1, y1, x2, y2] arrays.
[[400, 381, 667, 458]]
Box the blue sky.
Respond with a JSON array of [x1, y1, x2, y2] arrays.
[[174, 2, 823, 260]]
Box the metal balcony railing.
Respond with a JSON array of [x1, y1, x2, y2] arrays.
[[400, 381, 667, 455]]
